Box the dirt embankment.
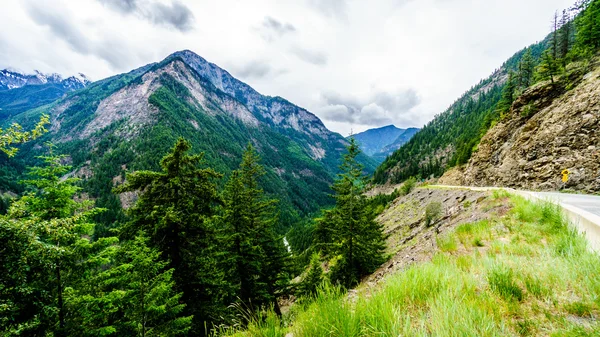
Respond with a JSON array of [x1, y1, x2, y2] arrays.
[[363, 187, 510, 286]]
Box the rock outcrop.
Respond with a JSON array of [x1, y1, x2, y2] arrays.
[[447, 59, 600, 192]]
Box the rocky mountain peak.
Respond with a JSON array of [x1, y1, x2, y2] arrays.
[[165, 50, 332, 138]]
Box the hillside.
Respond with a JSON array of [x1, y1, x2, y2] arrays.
[[1, 50, 376, 233], [221, 187, 600, 336], [440, 57, 600, 192]]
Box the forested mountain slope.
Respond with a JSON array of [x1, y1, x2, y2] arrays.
[[2, 50, 376, 233], [374, 39, 548, 184], [352, 125, 406, 156], [376, 0, 600, 185], [375, 127, 420, 161]]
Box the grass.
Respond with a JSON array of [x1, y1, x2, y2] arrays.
[[220, 194, 600, 336]]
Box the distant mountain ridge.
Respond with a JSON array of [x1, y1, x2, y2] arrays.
[[0, 69, 90, 91], [0, 69, 91, 118], [351, 125, 420, 162]]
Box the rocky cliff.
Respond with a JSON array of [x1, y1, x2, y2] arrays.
[[441, 58, 600, 192]]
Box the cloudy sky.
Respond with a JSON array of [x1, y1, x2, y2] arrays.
[[0, 0, 574, 135]]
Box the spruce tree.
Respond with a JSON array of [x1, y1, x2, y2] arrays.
[[0, 152, 101, 336], [299, 253, 324, 298], [114, 138, 227, 334], [518, 49, 534, 90], [69, 233, 192, 337], [497, 71, 517, 114], [574, 0, 600, 53], [222, 143, 291, 316], [559, 9, 573, 63], [537, 49, 559, 84], [326, 138, 387, 288]]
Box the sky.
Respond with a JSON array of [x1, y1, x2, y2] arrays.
[[0, 0, 575, 136]]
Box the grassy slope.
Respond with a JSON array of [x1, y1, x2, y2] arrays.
[[223, 192, 600, 336]]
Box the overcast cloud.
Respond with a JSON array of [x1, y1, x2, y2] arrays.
[[0, 0, 575, 135]]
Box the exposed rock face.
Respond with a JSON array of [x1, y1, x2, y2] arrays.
[[170, 50, 332, 138], [457, 61, 600, 192]]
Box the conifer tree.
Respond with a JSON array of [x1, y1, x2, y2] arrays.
[[325, 138, 387, 288], [69, 233, 192, 337], [574, 0, 600, 53], [496, 71, 517, 114], [299, 253, 324, 298], [559, 9, 573, 63], [537, 49, 559, 84], [517, 49, 534, 90], [115, 138, 227, 334], [0, 152, 101, 336], [222, 143, 291, 316]]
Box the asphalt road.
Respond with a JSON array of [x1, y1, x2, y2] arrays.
[[529, 191, 600, 218]]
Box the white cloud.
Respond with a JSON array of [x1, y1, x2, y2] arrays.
[[0, 0, 576, 136]]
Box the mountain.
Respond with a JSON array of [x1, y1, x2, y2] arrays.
[[351, 125, 419, 162], [440, 57, 600, 192], [375, 127, 420, 160], [3, 50, 376, 234], [0, 69, 90, 117], [352, 125, 405, 156]]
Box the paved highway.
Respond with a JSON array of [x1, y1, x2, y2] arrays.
[[529, 191, 600, 217]]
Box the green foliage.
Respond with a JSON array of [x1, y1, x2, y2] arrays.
[[68, 233, 192, 336], [221, 143, 292, 316], [299, 253, 324, 298], [573, 0, 600, 55], [0, 152, 102, 336], [315, 138, 387, 288], [0, 114, 49, 157], [115, 138, 227, 334], [400, 177, 416, 195], [425, 201, 443, 227], [496, 71, 518, 115]]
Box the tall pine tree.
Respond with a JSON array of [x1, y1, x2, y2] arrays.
[[115, 138, 227, 335], [68, 233, 192, 337], [318, 138, 387, 288], [222, 143, 291, 316]]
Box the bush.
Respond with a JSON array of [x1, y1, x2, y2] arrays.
[[400, 177, 417, 196], [425, 201, 443, 227]]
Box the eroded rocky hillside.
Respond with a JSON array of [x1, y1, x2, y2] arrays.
[[440, 57, 600, 192]]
